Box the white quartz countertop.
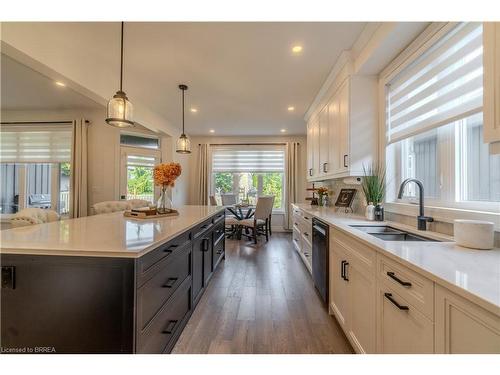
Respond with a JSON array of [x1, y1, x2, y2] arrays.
[[292, 203, 500, 315], [0, 205, 225, 259]]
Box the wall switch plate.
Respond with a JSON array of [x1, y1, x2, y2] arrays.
[[1, 266, 15, 289]]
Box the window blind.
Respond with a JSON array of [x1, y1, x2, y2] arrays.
[[212, 146, 285, 173], [126, 154, 156, 167], [0, 124, 73, 163], [386, 22, 483, 144]]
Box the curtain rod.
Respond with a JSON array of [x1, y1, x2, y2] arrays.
[[199, 142, 298, 146], [0, 120, 90, 125]]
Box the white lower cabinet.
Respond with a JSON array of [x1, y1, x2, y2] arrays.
[[329, 230, 376, 353], [376, 284, 434, 353], [434, 285, 500, 353]]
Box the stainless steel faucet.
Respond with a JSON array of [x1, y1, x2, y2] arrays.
[[397, 178, 434, 231]]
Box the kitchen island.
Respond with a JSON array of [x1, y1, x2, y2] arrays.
[[0, 205, 226, 354]]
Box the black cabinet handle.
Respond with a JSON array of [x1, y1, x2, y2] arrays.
[[162, 277, 178, 288], [303, 232, 309, 237], [323, 163, 328, 173], [216, 249, 223, 255], [343, 261, 349, 281], [340, 260, 346, 280], [309, 168, 313, 176], [387, 272, 412, 287], [384, 293, 409, 310], [162, 319, 179, 334], [164, 244, 178, 253], [202, 238, 210, 252], [1, 266, 15, 289], [343, 154, 348, 168]]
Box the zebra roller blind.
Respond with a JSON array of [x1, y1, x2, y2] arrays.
[[386, 22, 483, 144], [0, 124, 72, 163], [212, 146, 285, 173]]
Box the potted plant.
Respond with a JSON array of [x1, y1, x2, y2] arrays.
[[361, 164, 386, 221], [153, 162, 182, 213]]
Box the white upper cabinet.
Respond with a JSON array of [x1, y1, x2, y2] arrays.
[[484, 22, 500, 144], [306, 74, 378, 181]]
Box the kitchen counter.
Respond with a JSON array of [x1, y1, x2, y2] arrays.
[[0, 205, 225, 258], [292, 203, 500, 316]]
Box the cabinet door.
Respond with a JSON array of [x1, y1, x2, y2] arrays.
[[312, 120, 320, 178], [435, 285, 500, 353], [484, 22, 500, 143], [377, 285, 434, 353], [306, 122, 314, 179], [338, 80, 350, 173], [328, 95, 341, 174], [347, 261, 376, 353], [192, 237, 205, 306], [329, 246, 349, 330], [319, 107, 330, 176]]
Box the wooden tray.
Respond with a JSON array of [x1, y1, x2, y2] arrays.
[[124, 210, 179, 219]]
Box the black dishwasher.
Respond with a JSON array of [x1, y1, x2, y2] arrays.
[[312, 218, 329, 304]]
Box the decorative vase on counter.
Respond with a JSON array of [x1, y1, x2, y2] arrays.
[[157, 186, 173, 214], [374, 204, 384, 221], [365, 202, 375, 220]]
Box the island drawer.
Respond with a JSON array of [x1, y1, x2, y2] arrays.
[[137, 231, 191, 284], [136, 248, 191, 330], [212, 210, 225, 224], [136, 276, 192, 354], [192, 218, 214, 239]]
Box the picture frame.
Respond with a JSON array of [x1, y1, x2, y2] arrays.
[[334, 188, 357, 208]]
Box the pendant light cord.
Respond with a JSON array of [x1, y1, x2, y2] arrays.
[[182, 88, 185, 134], [120, 21, 124, 92]]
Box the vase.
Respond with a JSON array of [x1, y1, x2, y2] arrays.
[[157, 186, 173, 214], [374, 204, 384, 221], [365, 203, 375, 220]]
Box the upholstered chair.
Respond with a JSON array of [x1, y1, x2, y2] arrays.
[[221, 193, 237, 206], [10, 208, 60, 228], [127, 199, 151, 209], [209, 195, 218, 206], [91, 201, 131, 215], [239, 196, 275, 244]]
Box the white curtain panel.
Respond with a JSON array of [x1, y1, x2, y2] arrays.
[[197, 143, 210, 205], [70, 119, 88, 218], [285, 142, 300, 230]]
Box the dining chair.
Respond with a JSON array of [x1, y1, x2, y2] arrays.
[[127, 199, 151, 209], [11, 208, 60, 228], [238, 196, 274, 244], [92, 201, 130, 215], [221, 193, 237, 206], [209, 195, 218, 206]]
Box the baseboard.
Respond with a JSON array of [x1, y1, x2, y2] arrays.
[[271, 226, 292, 233]]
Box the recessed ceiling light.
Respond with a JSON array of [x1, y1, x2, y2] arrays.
[[190, 108, 198, 113], [280, 129, 287, 133], [55, 81, 66, 87], [287, 106, 295, 111], [292, 45, 303, 54], [209, 129, 215, 133]]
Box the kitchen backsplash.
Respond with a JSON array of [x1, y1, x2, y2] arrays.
[[312, 178, 500, 247]]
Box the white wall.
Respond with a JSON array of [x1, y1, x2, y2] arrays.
[[186, 135, 308, 230]]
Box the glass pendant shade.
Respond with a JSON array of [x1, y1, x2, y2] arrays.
[[176, 133, 191, 154], [106, 90, 134, 127]]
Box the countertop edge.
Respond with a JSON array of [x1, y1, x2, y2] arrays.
[[292, 203, 500, 316]]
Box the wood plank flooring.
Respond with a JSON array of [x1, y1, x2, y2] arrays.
[[172, 233, 353, 354]]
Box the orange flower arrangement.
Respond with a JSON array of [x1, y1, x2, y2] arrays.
[[154, 162, 182, 188]]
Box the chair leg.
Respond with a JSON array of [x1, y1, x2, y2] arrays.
[[253, 227, 257, 244], [268, 215, 272, 236], [265, 219, 269, 242]]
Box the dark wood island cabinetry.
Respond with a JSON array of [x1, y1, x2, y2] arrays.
[[0, 207, 225, 354]]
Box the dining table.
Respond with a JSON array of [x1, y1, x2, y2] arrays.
[[225, 204, 255, 220]]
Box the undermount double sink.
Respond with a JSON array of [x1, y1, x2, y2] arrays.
[[349, 225, 443, 242]]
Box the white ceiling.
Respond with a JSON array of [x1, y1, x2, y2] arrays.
[[1, 54, 102, 111], [123, 22, 367, 135]]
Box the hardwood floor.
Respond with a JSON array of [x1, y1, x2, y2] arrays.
[[172, 232, 354, 354]]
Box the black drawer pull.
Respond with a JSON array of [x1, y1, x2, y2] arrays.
[[201, 224, 209, 229], [202, 238, 210, 252], [162, 277, 178, 288], [343, 154, 348, 168], [164, 244, 178, 253], [162, 319, 179, 334], [384, 293, 409, 311], [340, 260, 346, 280], [342, 261, 349, 281], [387, 272, 412, 287], [216, 250, 223, 255]]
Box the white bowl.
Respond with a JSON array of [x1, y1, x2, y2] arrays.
[[454, 219, 494, 250]]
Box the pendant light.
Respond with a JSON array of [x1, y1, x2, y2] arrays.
[[176, 84, 191, 154], [106, 22, 134, 128]]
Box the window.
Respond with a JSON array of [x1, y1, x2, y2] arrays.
[[211, 146, 285, 210], [120, 133, 161, 204], [385, 23, 500, 212], [0, 123, 72, 216]]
